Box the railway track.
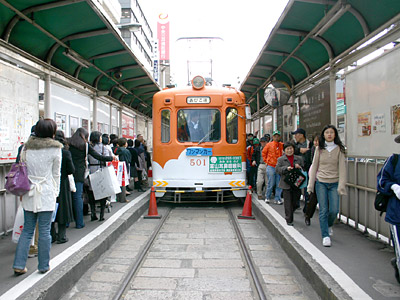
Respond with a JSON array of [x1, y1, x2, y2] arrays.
[[112, 206, 266, 300], [62, 203, 318, 300]]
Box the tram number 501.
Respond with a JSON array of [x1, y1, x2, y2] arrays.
[[190, 159, 206, 166]]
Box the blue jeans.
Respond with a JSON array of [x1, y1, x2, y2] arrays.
[[266, 166, 282, 201], [13, 210, 53, 272], [72, 182, 85, 228], [315, 181, 339, 238]]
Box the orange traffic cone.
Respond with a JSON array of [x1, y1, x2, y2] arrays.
[[238, 187, 256, 220], [144, 186, 162, 219]]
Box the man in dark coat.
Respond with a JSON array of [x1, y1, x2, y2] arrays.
[[187, 111, 205, 141]]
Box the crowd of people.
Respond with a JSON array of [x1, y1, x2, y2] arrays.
[[11, 119, 150, 276], [246, 125, 347, 247]]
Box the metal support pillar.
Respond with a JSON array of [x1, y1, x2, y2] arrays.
[[257, 92, 261, 137], [330, 71, 337, 126], [92, 95, 98, 131], [119, 107, 123, 137], [44, 74, 51, 119]]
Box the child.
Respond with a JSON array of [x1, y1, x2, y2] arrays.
[[276, 142, 304, 226]]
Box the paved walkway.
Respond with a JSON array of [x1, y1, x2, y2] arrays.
[[0, 189, 149, 297], [263, 198, 400, 299]]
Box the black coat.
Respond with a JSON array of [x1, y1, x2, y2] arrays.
[[127, 147, 139, 178], [70, 144, 113, 183], [56, 148, 75, 224]]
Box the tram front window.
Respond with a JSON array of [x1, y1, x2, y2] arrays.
[[177, 109, 220, 143]]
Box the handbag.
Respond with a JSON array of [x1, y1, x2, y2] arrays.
[[284, 168, 307, 189], [5, 147, 31, 196], [68, 174, 76, 192], [374, 192, 390, 215], [375, 154, 399, 215], [299, 170, 308, 189]]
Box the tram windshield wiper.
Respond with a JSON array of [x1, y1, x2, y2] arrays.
[[198, 129, 215, 145]]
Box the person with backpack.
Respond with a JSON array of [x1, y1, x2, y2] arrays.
[[377, 136, 400, 284]]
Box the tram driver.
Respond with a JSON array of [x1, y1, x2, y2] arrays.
[[187, 111, 205, 142]]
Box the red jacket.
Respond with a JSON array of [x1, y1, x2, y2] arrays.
[[261, 141, 283, 168]]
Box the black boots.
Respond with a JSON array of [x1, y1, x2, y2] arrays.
[[99, 206, 105, 221], [90, 203, 98, 221]]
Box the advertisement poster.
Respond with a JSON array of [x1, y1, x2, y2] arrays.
[[55, 113, 66, 134], [122, 114, 135, 140], [391, 104, 400, 135], [373, 113, 386, 133], [82, 119, 89, 131], [357, 112, 371, 137], [70, 116, 79, 137]]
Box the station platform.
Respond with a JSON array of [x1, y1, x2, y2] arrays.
[[0, 190, 399, 299], [253, 197, 400, 299]]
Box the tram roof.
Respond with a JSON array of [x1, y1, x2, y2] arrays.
[[240, 0, 400, 116], [0, 0, 160, 117]]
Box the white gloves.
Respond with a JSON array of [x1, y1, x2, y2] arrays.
[[391, 184, 400, 199]]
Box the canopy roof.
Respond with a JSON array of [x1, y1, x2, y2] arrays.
[[241, 0, 400, 115], [0, 0, 160, 117]]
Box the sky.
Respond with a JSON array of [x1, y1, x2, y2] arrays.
[[139, 0, 289, 87]]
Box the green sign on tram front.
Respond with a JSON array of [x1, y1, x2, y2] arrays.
[[209, 156, 242, 173]]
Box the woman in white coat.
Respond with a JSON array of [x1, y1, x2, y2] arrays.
[[13, 119, 62, 275]]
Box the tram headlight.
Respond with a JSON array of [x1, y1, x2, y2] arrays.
[[192, 76, 205, 90]]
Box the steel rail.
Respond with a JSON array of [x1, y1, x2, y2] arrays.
[[112, 207, 172, 300], [227, 208, 267, 300]]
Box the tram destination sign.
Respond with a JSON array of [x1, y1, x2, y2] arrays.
[[209, 156, 242, 173], [187, 96, 210, 104]]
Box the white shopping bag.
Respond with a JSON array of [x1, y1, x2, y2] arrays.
[[108, 161, 129, 187], [12, 204, 24, 243], [51, 203, 59, 223], [89, 166, 121, 200], [12, 204, 35, 245]]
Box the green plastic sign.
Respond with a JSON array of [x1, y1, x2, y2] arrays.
[[209, 156, 242, 173]]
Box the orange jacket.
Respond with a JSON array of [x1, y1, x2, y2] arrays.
[[246, 146, 254, 162], [261, 141, 283, 167]]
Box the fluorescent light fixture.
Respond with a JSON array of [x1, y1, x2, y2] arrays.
[[139, 102, 148, 107], [315, 4, 351, 37], [117, 23, 142, 32], [63, 49, 90, 68], [97, 91, 108, 97]]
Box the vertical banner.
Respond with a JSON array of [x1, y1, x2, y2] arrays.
[[122, 113, 135, 140], [153, 59, 159, 82], [157, 13, 169, 61]]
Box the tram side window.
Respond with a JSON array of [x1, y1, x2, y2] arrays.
[[226, 108, 238, 144], [177, 109, 221, 143], [161, 109, 170, 143]]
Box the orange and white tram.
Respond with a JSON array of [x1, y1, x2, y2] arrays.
[[152, 76, 250, 202]]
